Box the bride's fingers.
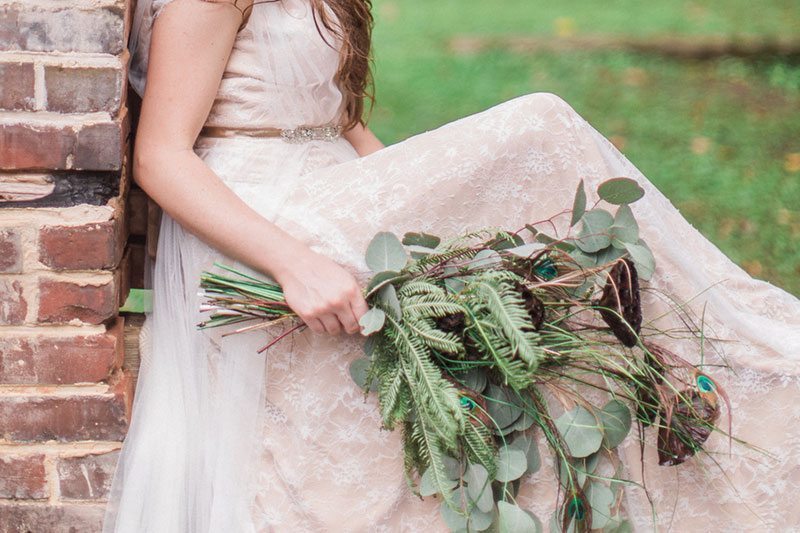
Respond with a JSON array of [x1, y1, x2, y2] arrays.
[[305, 317, 325, 334], [319, 313, 343, 335], [339, 304, 361, 335]]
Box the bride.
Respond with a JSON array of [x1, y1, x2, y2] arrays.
[[103, 0, 800, 531]]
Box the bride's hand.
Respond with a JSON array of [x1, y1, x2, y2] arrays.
[[275, 247, 369, 336]]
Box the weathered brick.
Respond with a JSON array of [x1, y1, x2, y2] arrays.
[[38, 277, 117, 325], [74, 120, 125, 171], [0, 318, 124, 385], [0, 62, 35, 111], [39, 219, 125, 271], [0, 503, 105, 533], [0, 373, 132, 442], [58, 450, 119, 500], [45, 66, 121, 114], [0, 278, 27, 324], [0, 123, 75, 170], [0, 455, 47, 500], [0, 228, 23, 273], [0, 5, 125, 54], [127, 187, 148, 236]]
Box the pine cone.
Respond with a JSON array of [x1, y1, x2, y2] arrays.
[[598, 257, 642, 347]]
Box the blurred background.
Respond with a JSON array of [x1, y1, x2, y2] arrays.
[[366, 0, 800, 296]]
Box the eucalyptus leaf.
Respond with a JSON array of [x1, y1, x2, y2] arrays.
[[377, 283, 402, 320], [497, 501, 541, 533], [505, 242, 547, 258], [509, 433, 541, 474], [445, 276, 468, 294], [586, 482, 615, 529], [491, 232, 526, 250], [362, 335, 377, 358], [365, 231, 408, 272], [453, 368, 488, 393], [366, 270, 402, 293], [495, 446, 527, 482], [599, 400, 632, 448], [571, 179, 587, 227], [511, 411, 535, 432], [485, 385, 523, 429], [575, 209, 614, 253], [470, 508, 495, 532], [466, 463, 494, 513], [468, 249, 502, 270], [420, 467, 458, 497], [624, 241, 655, 280], [402, 231, 441, 249], [358, 307, 386, 336], [555, 406, 603, 458], [594, 245, 626, 266], [597, 177, 645, 205], [406, 244, 438, 260], [348, 357, 371, 389], [609, 204, 639, 248], [443, 455, 464, 480], [440, 490, 469, 531]]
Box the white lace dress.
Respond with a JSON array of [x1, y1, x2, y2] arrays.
[[103, 0, 800, 531]]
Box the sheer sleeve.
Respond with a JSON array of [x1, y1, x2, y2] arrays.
[[128, 0, 253, 98]]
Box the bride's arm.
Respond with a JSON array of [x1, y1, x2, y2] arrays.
[[136, 0, 368, 335], [343, 122, 385, 156]]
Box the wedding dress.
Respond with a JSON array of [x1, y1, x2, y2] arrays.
[[103, 0, 800, 531]]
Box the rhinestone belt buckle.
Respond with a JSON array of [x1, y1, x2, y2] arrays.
[[280, 124, 343, 144]]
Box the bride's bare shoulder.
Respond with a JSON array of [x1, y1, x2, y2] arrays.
[[201, 0, 254, 31]]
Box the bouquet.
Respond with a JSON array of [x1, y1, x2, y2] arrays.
[[198, 177, 730, 532]]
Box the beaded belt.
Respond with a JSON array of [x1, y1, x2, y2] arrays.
[[198, 124, 343, 144]]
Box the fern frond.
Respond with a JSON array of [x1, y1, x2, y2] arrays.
[[397, 279, 445, 298], [468, 278, 545, 371], [385, 314, 465, 442], [463, 422, 498, 476], [378, 361, 406, 429], [407, 318, 464, 354]]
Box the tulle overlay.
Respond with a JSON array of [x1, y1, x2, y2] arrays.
[[105, 0, 800, 531]]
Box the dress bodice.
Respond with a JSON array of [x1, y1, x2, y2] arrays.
[[129, 0, 347, 130]]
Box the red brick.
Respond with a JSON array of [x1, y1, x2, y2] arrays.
[[0, 503, 104, 533], [0, 455, 47, 499], [0, 318, 124, 385], [39, 219, 124, 271], [74, 120, 125, 171], [0, 278, 27, 324], [0, 62, 35, 111], [37, 277, 117, 325], [0, 372, 132, 442], [57, 450, 119, 500], [0, 123, 75, 170], [45, 66, 121, 114], [0, 5, 124, 54], [0, 228, 23, 273]]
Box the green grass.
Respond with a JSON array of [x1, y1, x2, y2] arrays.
[[367, 0, 800, 296]]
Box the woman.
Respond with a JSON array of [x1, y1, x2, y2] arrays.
[[103, 0, 800, 531]]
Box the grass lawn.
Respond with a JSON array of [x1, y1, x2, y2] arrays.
[[368, 0, 800, 296]]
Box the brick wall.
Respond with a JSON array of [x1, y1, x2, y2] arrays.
[[0, 0, 142, 530]]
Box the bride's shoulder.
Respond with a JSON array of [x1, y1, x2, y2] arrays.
[[155, 0, 254, 32]]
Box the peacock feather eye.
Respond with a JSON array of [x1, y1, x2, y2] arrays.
[[534, 257, 558, 280], [460, 396, 476, 410], [696, 374, 715, 393], [567, 496, 586, 520]]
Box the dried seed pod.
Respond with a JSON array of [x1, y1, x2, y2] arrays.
[[434, 311, 466, 334], [598, 257, 642, 347], [657, 388, 720, 466], [513, 281, 546, 330]]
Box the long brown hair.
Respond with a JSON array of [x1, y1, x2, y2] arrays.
[[310, 0, 374, 130], [250, 0, 375, 130]]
